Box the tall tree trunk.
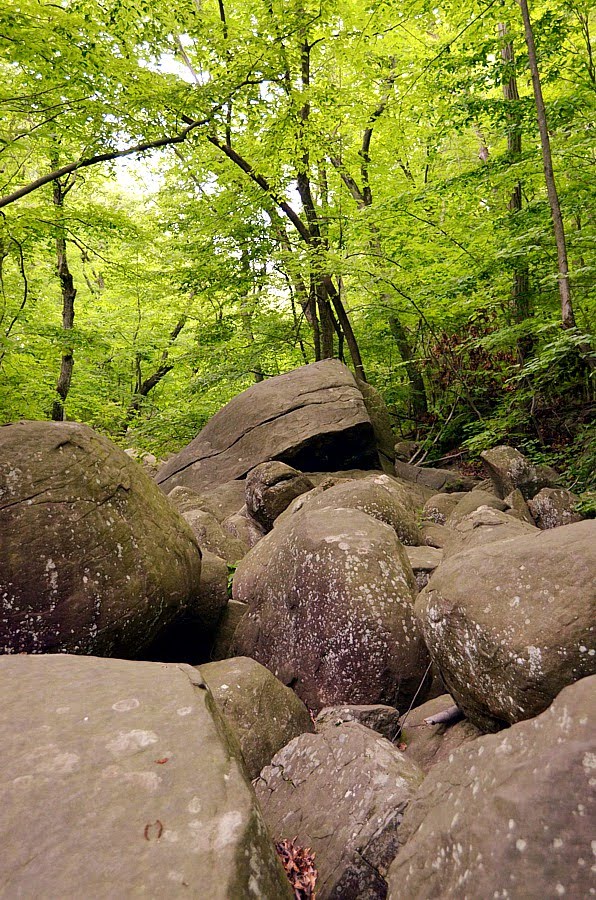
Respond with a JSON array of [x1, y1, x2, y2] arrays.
[[499, 23, 532, 360], [517, 0, 575, 329], [51, 170, 76, 422], [388, 313, 428, 418], [126, 315, 187, 420]]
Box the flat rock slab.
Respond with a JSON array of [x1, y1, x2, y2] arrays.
[[398, 694, 481, 773], [315, 704, 401, 741], [0, 655, 290, 899], [156, 360, 378, 493], [256, 723, 424, 899], [388, 676, 595, 899]]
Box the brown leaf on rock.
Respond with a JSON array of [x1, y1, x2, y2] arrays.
[[275, 837, 318, 899]]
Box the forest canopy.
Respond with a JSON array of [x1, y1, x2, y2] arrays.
[[0, 0, 594, 487]]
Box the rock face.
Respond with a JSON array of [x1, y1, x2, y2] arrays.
[[394, 460, 477, 493], [256, 723, 424, 899], [0, 421, 202, 657], [315, 704, 401, 742], [200, 657, 314, 778], [443, 506, 538, 559], [233, 507, 430, 713], [356, 378, 396, 470], [480, 444, 559, 499], [422, 492, 466, 525], [210, 600, 248, 661], [387, 676, 596, 900], [398, 694, 481, 773], [277, 474, 422, 546], [181, 508, 248, 565], [415, 520, 596, 731], [405, 546, 444, 590], [167, 479, 246, 522], [156, 360, 379, 493], [528, 487, 582, 529], [445, 489, 507, 526], [245, 461, 314, 531], [0, 654, 291, 898]]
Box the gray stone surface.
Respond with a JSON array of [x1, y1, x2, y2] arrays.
[[504, 487, 535, 524], [388, 676, 596, 900], [201, 656, 314, 778], [394, 460, 477, 493], [315, 704, 401, 741], [0, 421, 202, 657], [256, 723, 424, 899], [422, 492, 466, 525], [210, 600, 248, 662], [0, 654, 291, 899], [245, 461, 314, 531], [233, 507, 430, 713], [445, 489, 507, 526], [182, 508, 248, 565], [416, 520, 596, 731], [167, 479, 246, 523], [156, 360, 378, 493], [398, 693, 481, 773], [480, 444, 560, 499], [443, 506, 538, 559], [528, 487, 583, 529]]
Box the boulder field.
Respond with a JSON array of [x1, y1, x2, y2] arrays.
[[0, 363, 594, 897]]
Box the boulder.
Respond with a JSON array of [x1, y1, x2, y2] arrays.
[[0, 421, 202, 657], [276, 474, 422, 546], [156, 360, 379, 493], [445, 489, 507, 526], [398, 693, 481, 773], [222, 509, 266, 549], [421, 522, 458, 549], [394, 440, 419, 462], [182, 508, 248, 565], [443, 506, 538, 559], [405, 546, 443, 590], [422, 492, 467, 525], [256, 723, 424, 899], [315, 704, 401, 742], [233, 507, 431, 713], [387, 676, 595, 900], [200, 657, 314, 778], [356, 378, 396, 470], [415, 520, 596, 731], [528, 487, 583, 529], [0, 654, 291, 898], [167, 479, 246, 522], [245, 461, 314, 531], [143, 550, 229, 664], [504, 487, 535, 524], [210, 600, 248, 662], [480, 444, 560, 499], [394, 460, 477, 493]]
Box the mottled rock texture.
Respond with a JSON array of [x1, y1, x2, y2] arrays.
[[415, 520, 596, 731], [442, 506, 538, 559], [277, 474, 422, 546], [480, 444, 560, 499], [233, 507, 430, 713], [422, 492, 466, 525], [156, 360, 379, 493], [528, 487, 583, 529], [210, 600, 248, 661], [445, 489, 507, 526], [245, 461, 314, 531], [356, 378, 396, 471], [0, 654, 291, 898], [394, 460, 477, 493], [398, 694, 481, 773], [315, 704, 401, 742], [256, 723, 424, 899], [388, 676, 595, 900], [181, 508, 248, 564], [0, 421, 202, 657], [200, 656, 314, 778]]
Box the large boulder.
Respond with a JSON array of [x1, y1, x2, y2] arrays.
[[244, 461, 314, 531], [528, 487, 583, 529], [276, 474, 422, 546], [415, 520, 596, 731], [0, 421, 202, 657], [200, 656, 314, 778], [422, 492, 467, 525], [233, 507, 431, 713], [398, 693, 481, 773], [256, 723, 424, 899], [445, 489, 507, 526], [443, 506, 538, 559], [356, 378, 396, 471], [181, 508, 248, 565], [209, 600, 248, 661], [0, 654, 291, 898], [480, 444, 560, 499], [387, 676, 595, 900], [394, 460, 477, 493], [315, 704, 401, 742], [222, 508, 266, 549], [156, 360, 380, 493]]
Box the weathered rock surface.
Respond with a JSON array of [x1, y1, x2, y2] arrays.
[[156, 360, 379, 493], [421, 522, 458, 549], [0, 654, 291, 898], [256, 723, 424, 899], [143, 550, 229, 664], [405, 546, 444, 590], [233, 507, 431, 713], [315, 704, 401, 742], [443, 506, 538, 559], [394, 460, 477, 493], [415, 520, 596, 730], [480, 444, 560, 499], [445, 489, 507, 526], [357, 378, 396, 470], [182, 508, 248, 565], [222, 509, 266, 549], [210, 600, 248, 662], [387, 676, 595, 899], [528, 487, 583, 529], [0, 421, 202, 657], [277, 474, 422, 546], [167, 479, 246, 522], [245, 461, 314, 531], [200, 656, 314, 778], [422, 492, 466, 525], [398, 694, 481, 774], [504, 487, 535, 523]]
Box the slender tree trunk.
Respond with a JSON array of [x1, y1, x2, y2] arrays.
[[517, 0, 575, 329], [51, 172, 76, 421], [388, 314, 428, 418], [126, 316, 187, 420]]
